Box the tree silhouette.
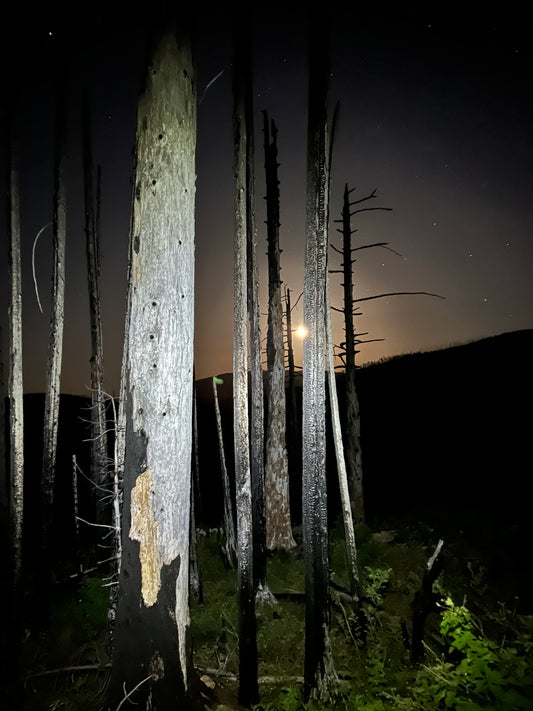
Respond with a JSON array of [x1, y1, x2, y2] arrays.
[[331, 184, 444, 523]]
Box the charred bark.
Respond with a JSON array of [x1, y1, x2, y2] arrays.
[[7, 124, 24, 590], [263, 111, 295, 552], [339, 184, 365, 524], [82, 97, 108, 524], [213, 376, 237, 569], [233, 12, 259, 705], [411, 539, 445, 661], [246, 63, 266, 593], [302, 16, 337, 703]]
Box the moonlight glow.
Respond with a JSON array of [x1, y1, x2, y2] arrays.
[[296, 326, 308, 338]]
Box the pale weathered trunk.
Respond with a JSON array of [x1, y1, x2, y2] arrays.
[[108, 27, 199, 709], [263, 112, 295, 551], [7, 139, 24, 588], [233, 15, 259, 706], [213, 376, 237, 568], [0, 330, 6, 519], [284, 287, 300, 484], [325, 282, 359, 599], [83, 100, 108, 523], [41, 63, 67, 533], [302, 17, 337, 702]]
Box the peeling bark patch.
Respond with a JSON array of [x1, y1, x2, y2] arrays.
[[129, 468, 160, 607]]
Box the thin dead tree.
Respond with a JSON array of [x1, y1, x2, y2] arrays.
[[302, 15, 337, 703], [284, 287, 301, 491], [41, 34, 67, 547], [107, 23, 200, 709], [331, 184, 444, 523], [213, 376, 237, 568], [330, 185, 391, 524], [82, 95, 108, 524], [233, 10, 259, 706], [325, 283, 360, 599], [190, 382, 202, 601], [0, 331, 6, 523], [7, 122, 24, 591], [263, 111, 295, 552]]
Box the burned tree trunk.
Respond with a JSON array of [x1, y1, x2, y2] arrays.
[[213, 376, 237, 569], [107, 26, 200, 710], [233, 13, 259, 706], [263, 111, 295, 552], [339, 184, 364, 524], [41, 43, 67, 541], [302, 17, 337, 703], [82, 98, 108, 524], [7, 128, 24, 590], [246, 66, 266, 594]]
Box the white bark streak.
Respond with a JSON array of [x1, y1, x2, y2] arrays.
[[325, 282, 359, 597], [42, 73, 67, 516], [8, 152, 24, 586]]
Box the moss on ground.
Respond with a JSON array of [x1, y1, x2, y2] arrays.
[[15, 517, 533, 710]]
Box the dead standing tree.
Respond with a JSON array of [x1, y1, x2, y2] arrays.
[[246, 58, 266, 596], [330, 185, 391, 524], [82, 96, 108, 524], [232, 12, 259, 706], [284, 286, 301, 491], [107, 24, 200, 709], [302, 16, 337, 703], [41, 32, 67, 549], [262, 111, 295, 551], [7, 114, 24, 592], [213, 376, 237, 568], [331, 184, 444, 523]]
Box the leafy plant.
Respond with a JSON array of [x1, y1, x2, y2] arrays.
[[390, 597, 533, 710], [364, 567, 392, 607]]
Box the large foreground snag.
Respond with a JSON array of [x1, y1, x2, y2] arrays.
[[107, 25, 200, 710], [302, 14, 337, 702]]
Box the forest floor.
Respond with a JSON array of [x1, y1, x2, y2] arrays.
[[15, 511, 533, 710]]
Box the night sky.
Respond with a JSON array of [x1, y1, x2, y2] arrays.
[[1, 3, 532, 395]]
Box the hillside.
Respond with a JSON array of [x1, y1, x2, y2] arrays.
[[195, 329, 532, 525]]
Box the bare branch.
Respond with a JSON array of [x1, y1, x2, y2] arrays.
[[199, 68, 225, 105], [348, 188, 377, 206], [76, 516, 118, 531], [354, 291, 446, 304], [116, 675, 155, 711], [349, 207, 392, 217], [31, 222, 52, 314]]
